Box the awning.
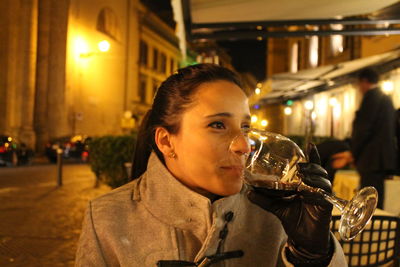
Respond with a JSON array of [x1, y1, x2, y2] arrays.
[[190, 0, 398, 23], [257, 49, 400, 104], [174, 0, 400, 41]]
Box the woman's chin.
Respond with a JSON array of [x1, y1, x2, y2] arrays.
[[215, 182, 243, 197]]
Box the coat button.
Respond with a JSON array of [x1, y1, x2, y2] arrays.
[[225, 211, 234, 222]]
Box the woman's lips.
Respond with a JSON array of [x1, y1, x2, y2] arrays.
[[221, 166, 245, 176]]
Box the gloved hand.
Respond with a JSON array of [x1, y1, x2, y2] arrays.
[[247, 143, 333, 262]]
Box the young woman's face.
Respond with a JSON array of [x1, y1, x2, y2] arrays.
[[167, 80, 251, 197]]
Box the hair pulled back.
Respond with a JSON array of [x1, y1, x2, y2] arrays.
[[131, 63, 243, 179]]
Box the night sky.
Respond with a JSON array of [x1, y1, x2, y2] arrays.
[[218, 40, 266, 81]]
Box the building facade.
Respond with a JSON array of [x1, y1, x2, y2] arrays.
[[0, 0, 181, 152]]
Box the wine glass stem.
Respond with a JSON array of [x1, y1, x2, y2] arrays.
[[298, 183, 348, 212]]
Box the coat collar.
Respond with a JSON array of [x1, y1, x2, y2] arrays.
[[136, 152, 243, 237]]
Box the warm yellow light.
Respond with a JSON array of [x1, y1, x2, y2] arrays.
[[329, 97, 338, 107], [74, 37, 89, 56], [7, 137, 12, 142], [311, 111, 317, 120], [256, 82, 262, 88], [255, 88, 261, 95], [333, 104, 341, 119], [98, 40, 110, 52], [284, 107, 292, 115], [4, 143, 9, 148], [251, 115, 258, 123], [304, 100, 314, 110], [382, 81, 394, 94], [261, 120, 268, 127]]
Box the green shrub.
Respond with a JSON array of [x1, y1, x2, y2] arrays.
[[88, 134, 137, 188]]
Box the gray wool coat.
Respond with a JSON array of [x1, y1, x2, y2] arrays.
[[75, 153, 347, 266]]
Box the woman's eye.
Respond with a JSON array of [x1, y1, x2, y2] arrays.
[[208, 121, 226, 129], [242, 124, 251, 132]]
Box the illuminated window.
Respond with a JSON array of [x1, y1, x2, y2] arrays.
[[330, 24, 344, 56], [170, 58, 175, 74], [139, 74, 147, 102], [97, 7, 121, 41], [309, 35, 319, 68], [139, 40, 148, 67], [290, 42, 299, 73], [153, 48, 158, 71], [160, 53, 167, 74]]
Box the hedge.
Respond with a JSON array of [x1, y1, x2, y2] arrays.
[[88, 134, 137, 188]]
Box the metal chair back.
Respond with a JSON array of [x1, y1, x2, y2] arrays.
[[331, 215, 400, 266]]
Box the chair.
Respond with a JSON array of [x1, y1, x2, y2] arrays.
[[330, 215, 400, 266]]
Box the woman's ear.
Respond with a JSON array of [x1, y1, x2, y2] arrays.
[[154, 127, 175, 157]]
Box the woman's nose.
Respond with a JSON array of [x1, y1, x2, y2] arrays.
[[229, 132, 251, 155]]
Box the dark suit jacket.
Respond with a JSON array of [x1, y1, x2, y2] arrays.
[[351, 88, 397, 173]]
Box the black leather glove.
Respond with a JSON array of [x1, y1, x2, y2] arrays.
[[247, 143, 333, 264]]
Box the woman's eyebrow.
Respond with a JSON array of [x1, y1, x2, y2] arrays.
[[205, 113, 251, 120], [205, 112, 232, 118]]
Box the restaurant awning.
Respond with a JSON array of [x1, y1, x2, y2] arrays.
[[173, 0, 400, 41], [257, 49, 400, 104]]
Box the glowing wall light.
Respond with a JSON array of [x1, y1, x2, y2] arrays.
[[251, 115, 258, 123], [304, 100, 314, 110], [98, 40, 110, 52], [333, 103, 342, 119], [261, 120, 268, 127], [311, 111, 317, 120], [382, 81, 394, 94], [329, 97, 338, 107], [74, 37, 89, 57], [284, 106, 292, 115]]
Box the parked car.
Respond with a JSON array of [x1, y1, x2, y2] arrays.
[[45, 135, 91, 163], [0, 135, 33, 166]]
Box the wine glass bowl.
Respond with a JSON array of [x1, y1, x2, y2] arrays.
[[244, 131, 305, 190], [243, 129, 378, 241]]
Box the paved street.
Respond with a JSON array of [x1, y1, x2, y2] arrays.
[[0, 162, 111, 266]]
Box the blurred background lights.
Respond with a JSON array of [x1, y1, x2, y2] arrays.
[[253, 104, 260, 109], [382, 81, 394, 94], [74, 37, 89, 56], [251, 115, 258, 123], [329, 97, 338, 106], [261, 120, 268, 127], [98, 40, 110, 52], [284, 106, 292, 115], [256, 82, 262, 88], [304, 100, 314, 110], [286, 99, 293, 106], [333, 104, 342, 119], [311, 111, 317, 120], [255, 88, 261, 95]]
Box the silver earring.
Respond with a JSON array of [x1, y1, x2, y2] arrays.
[[169, 151, 176, 158]]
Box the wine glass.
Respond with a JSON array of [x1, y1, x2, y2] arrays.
[[243, 129, 378, 241]]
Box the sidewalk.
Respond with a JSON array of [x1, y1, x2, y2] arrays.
[[0, 163, 111, 266]]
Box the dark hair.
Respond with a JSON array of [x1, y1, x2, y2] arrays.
[[131, 63, 243, 179], [358, 68, 379, 84]]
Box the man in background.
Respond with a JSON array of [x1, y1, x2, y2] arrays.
[[316, 139, 353, 183], [351, 68, 397, 209]]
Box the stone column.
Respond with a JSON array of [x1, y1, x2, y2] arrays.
[[34, 0, 70, 152], [0, 0, 38, 148], [18, 0, 39, 149], [34, 0, 51, 152]]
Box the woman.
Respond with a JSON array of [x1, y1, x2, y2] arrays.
[[75, 64, 346, 266]]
